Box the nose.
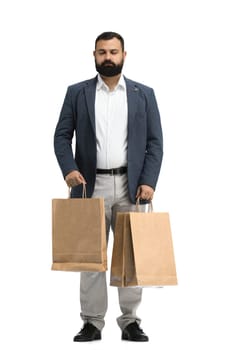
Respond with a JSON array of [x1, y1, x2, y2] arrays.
[[105, 51, 111, 60]]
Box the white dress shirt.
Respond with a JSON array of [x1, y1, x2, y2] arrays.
[[95, 74, 128, 169]]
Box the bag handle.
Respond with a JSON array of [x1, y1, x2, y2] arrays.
[[68, 184, 87, 199], [136, 198, 153, 212]]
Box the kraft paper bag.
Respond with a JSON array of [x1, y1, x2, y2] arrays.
[[110, 210, 177, 287], [52, 195, 107, 272]]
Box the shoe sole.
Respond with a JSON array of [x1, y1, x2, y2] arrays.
[[122, 335, 149, 342], [73, 334, 101, 342]]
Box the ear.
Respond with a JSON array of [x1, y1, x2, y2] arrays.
[[93, 51, 96, 57]]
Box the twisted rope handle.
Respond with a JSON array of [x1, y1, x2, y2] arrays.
[[68, 183, 87, 199], [136, 198, 153, 212]]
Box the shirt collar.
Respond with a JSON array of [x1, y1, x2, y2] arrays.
[[97, 74, 126, 91]]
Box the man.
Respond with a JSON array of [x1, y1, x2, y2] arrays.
[[54, 31, 163, 342]]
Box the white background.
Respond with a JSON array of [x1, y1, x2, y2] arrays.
[[1, 0, 233, 349]]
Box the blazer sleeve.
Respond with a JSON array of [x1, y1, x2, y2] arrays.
[[54, 86, 79, 178], [138, 88, 163, 189]]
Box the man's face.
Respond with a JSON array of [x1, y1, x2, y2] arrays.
[[94, 38, 126, 77]]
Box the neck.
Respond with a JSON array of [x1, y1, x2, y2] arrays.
[[100, 74, 121, 91]]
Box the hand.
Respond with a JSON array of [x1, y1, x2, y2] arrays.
[[136, 185, 154, 201], [65, 170, 87, 187]]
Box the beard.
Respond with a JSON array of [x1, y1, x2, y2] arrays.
[[95, 59, 124, 77]]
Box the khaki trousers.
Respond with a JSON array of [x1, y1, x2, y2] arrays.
[[80, 174, 145, 330]]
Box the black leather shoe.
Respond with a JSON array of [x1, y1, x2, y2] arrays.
[[122, 321, 149, 342], [73, 323, 101, 342]]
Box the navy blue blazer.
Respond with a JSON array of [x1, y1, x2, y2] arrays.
[[54, 75, 163, 203]]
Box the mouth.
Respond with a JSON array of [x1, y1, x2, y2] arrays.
[[103, 61, 115, 67]]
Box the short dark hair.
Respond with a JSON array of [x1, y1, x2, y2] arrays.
[[95, 31, 124, 51]]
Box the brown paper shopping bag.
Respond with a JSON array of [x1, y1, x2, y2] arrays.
[[52, 188, 107, 272], [110, 206, 177, 286]]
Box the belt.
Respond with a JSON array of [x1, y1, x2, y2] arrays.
[[96, 166, 127, 175]]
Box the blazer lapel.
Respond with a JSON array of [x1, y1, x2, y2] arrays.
[[125, 77, 139, 132], [84, 77, 97, 134], [84, 76, 139, 135]]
